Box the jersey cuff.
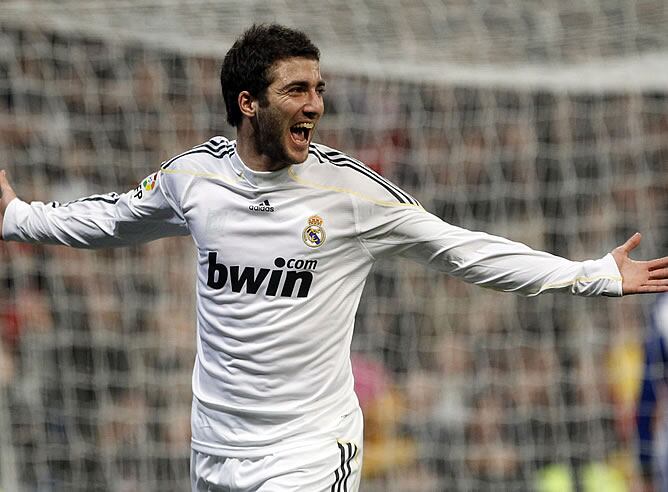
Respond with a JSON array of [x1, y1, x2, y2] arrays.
[[585, 253, 623, 297]]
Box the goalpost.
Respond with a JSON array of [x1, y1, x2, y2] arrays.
[[1, 1, 667, 491]]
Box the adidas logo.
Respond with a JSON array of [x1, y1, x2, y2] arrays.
[[249, 199, 275, 213]]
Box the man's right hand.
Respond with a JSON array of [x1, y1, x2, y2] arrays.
[[0, 170, 18, 239]]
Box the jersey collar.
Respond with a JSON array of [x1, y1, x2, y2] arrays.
[[229, 150, 294, 188]]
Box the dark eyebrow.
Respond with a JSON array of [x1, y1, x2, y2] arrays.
[[281, 80, 326, 91]]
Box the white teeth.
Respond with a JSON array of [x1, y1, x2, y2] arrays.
[[293, 122, 314, 129]]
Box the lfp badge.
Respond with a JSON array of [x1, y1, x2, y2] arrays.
[[303, 215, 326, 248], [142, 173, 158, 192]]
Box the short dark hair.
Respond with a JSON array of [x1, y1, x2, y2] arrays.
[[220, 24, 320, 127]]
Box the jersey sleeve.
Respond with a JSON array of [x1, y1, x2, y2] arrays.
[[354, 199, 622, 297], [2, 170, 189, 248]]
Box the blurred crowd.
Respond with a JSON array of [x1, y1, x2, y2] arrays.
[[0, 25, 667, 491]]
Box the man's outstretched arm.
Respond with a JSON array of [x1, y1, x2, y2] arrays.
[[358, 199, 668, 298], [0, 168, 189, 247]]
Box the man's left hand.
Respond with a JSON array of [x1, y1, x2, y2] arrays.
[[612, 233, 668, 295]]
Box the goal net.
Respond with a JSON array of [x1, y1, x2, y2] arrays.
[[1, 1, 667, 491]]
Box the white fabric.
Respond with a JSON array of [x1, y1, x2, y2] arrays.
[[2, 136, 623, 458], [190, 407, 362, 492]]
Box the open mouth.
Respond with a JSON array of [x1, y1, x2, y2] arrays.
[[290, 122, 314, 146]]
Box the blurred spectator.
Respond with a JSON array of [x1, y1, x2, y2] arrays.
[[351, 353, 416, 481], [465, 386, 521, 489], [637, 293, 668, 492], [605, 301, 644, 482], [99, 389, 150, 492]]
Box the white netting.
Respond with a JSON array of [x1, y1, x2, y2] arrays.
[[2, 0, 668, 90], [0, 1, 667, 491]]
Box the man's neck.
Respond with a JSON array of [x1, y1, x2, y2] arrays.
[[235, 138, 287, 173], [235, 122, 293, 172]]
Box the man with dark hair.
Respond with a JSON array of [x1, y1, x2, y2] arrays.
[[1, 23, 667, 491], [220, 23, 321, 128]]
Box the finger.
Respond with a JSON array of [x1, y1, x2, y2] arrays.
[[645, 279, 668, 287], [637, 284, 668, 294], [649, 266, 668, 279], [648, 256, 668, 271], [620, 232, 642, 254]]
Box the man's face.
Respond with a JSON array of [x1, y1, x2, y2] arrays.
[[254, 57, 325, 167]]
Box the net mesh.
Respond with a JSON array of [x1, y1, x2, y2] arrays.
[[0, 1, 667, 491]]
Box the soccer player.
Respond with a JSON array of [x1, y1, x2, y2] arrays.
[[637, 293, 668, 492], [1, 24, 667, 492]]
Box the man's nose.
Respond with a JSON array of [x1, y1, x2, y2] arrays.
[[303, 90, 324, 118]]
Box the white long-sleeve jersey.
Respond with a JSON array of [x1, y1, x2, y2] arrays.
[[3, 136, 623, 456]]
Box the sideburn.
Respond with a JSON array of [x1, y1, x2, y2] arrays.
[[253, 101, 291, 166]]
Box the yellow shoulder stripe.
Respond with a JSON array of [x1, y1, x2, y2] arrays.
[[288, 168, 423, 209]]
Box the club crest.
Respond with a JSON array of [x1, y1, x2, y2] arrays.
[[303, 215, 326, 248]]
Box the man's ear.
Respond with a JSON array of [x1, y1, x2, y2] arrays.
[[238, 91, 256, 118]]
